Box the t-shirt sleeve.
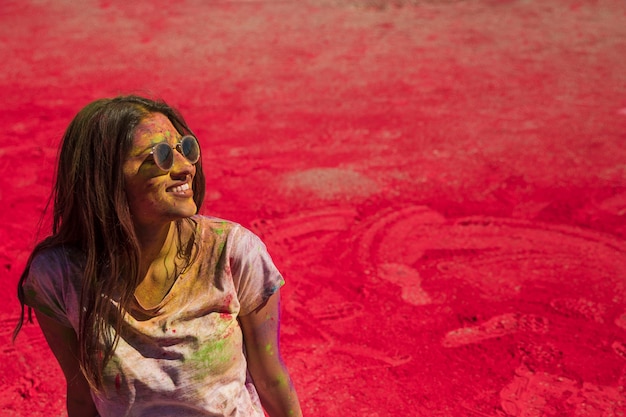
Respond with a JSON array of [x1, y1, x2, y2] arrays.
[[22, 249, 73, 328], [228, 226, 285, 316]]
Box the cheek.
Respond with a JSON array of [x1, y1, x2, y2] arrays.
[[126, 181, 164, 212], [124, 164, 165, 204]]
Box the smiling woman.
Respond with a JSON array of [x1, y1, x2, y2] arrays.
[[12, 95, 302, 417], [123, 113, 200, 230]]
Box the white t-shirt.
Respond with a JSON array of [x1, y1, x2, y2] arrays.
[[23, 216, 285, 417]]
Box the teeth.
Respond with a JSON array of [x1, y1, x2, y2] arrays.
[[171, 183, 190, 193]]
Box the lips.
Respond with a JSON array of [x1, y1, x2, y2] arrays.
[[169, 183, 190, 193], [167, 182, 193, 197]]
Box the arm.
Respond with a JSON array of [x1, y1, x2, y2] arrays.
[[239, 290, 303, 417], [34, 310, 99, 417]]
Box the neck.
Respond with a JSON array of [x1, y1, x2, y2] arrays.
[[134, 221, 175, 266], [132, 221, 184, 309]]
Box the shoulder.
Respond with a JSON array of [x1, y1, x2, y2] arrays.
[[191, 214, 258, 242], [27, 245, 85, 293], [30, 244, 85, 274], [23, 244, 85, 326], [192, 214, 238, 233]]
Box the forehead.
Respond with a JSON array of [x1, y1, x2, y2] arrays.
[[132, 113, 178, 146]]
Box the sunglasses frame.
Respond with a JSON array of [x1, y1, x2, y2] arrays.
[[150, 135, 200, 171]]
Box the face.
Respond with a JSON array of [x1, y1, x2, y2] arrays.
[[123, 113, 198, 229]]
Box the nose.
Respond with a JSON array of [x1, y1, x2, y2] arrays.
[[169, 148, 196, 177]]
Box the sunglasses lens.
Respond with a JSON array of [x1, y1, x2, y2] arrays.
[[153, 142, 174, 171], [181, 136, 200, 164]]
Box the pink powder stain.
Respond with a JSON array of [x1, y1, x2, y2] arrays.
[[223, 294, 233, 310], [442, 313, 549, 348], [500, 365, 624, 416], [225, 257, 236, 275], [2, 2, 626, 416], [612, 341, 626, 361], [614, 313, 626, 330]]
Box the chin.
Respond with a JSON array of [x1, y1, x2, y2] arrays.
[[176, 203, 198, 219]]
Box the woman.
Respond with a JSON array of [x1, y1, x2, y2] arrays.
[[14, 95, 303, 417]]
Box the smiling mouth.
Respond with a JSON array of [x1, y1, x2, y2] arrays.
[[168, 183, 191, 193]]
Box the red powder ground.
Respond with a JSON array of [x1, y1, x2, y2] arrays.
[[2, 1, 626, 416]]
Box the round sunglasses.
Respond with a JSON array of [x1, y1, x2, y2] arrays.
[[150, 135, 200, 171]]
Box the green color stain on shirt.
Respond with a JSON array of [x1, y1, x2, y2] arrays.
[[189, 338, 232, 380]]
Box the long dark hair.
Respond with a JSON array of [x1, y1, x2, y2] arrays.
[[14, 95, 206, 391]]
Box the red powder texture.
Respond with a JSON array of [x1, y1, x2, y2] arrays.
[[2, 1, 626, 416]]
